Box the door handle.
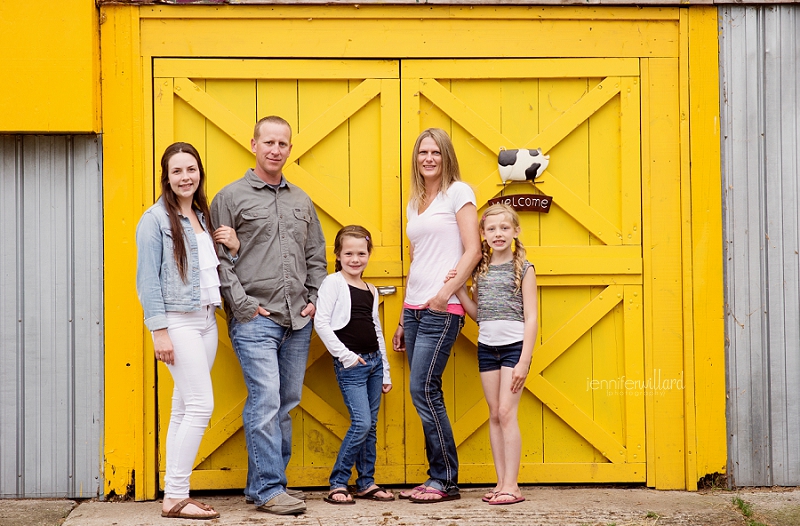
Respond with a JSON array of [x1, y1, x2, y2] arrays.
[[376, 286, 397, 296]]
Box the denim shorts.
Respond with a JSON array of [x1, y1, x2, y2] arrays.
[[477, 341, 523, 372]]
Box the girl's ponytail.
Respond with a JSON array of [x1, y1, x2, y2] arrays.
[[512, 237, 527, 293], [473, 239, 492, 281]]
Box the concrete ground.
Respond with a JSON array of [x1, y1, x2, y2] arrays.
[[5, 486, 800, 526]]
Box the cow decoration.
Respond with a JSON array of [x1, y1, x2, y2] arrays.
[[497, 147, 549, 183]]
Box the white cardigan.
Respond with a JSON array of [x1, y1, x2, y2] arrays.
[[314, 272, 391, 385]]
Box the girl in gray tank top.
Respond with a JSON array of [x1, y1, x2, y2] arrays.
[[455, 203, 538, 506]]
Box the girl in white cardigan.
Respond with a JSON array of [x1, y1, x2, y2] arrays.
[[314, 225, 393, 505]]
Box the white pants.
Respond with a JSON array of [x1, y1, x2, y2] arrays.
[[163, 305, 217, 498]]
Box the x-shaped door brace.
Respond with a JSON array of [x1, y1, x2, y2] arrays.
[[163, 77, 393, 237], [165, 74, 637, 467]]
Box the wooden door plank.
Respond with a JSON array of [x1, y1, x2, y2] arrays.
[[289, 79, 382, 161], [173, 77, 251, 150], [531, 375, 627, 463], [533, 285, 625, 374], [620, 76, 643, 245], [624, 285, 646, 464], [380, 79, 402, 247], [524, 77, 621, 152], [153, 78, 174, 160], [155, 58, 399, 80], [404, 58, 640, 79], [418, 78, 512, 154], [641, 57, 686, 489], [193, 399, 244, 469]]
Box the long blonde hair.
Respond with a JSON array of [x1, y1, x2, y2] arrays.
[[473, 203, 527, 292], [408, 128, 462, 211]]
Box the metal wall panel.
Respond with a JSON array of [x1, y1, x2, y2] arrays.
[[721, 5, 800, 487], [0, 135, 103, 498]]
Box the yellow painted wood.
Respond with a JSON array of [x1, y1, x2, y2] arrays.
[[399, 60, 646, 483], [153, 78, 174, 155], [416, 78, 514, 154], [100, 5, 717, 492], [688, 6, 727, 482], [678, 10, 699, 491], [379, 79, 402, 247], [537, 78, 596, 466], [173, 78, 252, 150], [620, 77, 643, 245], [407, 58, 639, 79], [99, 4, 155, 500], [139, 14, 679, 59], [0, 0, 99, 132], [533, 285, 624, 373], [537, 275, 644, 286], [154, 58, 399, 79], [641, 57, 686, 490], [139, 5, 679, 21], [526, 77, 624, 152], [534, 174, 623, 246], [469, 462, 646, 482], [624, 286, 646, 464]]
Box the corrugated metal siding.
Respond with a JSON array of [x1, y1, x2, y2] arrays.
[[721, 5, 800, 487], [0, 135, 103, 498]]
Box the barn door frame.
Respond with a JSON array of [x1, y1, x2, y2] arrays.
[[400, 58, 646, 483], [152, 58, 405, 488]]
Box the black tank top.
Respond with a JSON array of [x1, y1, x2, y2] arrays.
[[334, 285, 380, 355]]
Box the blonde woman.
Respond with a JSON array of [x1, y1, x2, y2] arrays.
[[392, 128, 482, 503]]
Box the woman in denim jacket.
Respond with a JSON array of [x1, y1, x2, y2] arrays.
[[136, 142, 239, 520]]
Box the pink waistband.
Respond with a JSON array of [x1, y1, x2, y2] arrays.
[[404, 302, 466, 317]]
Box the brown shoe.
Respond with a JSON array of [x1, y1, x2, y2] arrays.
[[256, 492, 306, 515], [246, 488, 304, 504]]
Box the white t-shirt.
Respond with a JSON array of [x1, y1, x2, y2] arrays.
[[405, 181, 476, 306]]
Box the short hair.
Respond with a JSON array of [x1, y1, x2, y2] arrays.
[[253, 115, 292, 141]]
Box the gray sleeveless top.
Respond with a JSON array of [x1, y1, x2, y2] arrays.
[[476, 260, 533, 324]]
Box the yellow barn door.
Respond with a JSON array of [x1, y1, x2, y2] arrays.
[[152, 59, 406, 488], [401, 59, 646, 483], [151, 56, 645, 489]]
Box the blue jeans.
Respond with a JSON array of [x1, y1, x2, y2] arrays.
[[404, 308, 464, 494], [328, 351, 383, 491], [228, 315, 311, 505]]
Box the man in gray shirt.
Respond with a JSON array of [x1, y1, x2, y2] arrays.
[[211, 115, 327, 516]]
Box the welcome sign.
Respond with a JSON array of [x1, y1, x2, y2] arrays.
[[487, 194, 553, 213]]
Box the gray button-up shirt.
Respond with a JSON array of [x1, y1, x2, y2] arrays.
[[211, 169, 327, 329]]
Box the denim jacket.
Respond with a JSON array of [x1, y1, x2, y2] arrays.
[[136, 198, 207, 332]]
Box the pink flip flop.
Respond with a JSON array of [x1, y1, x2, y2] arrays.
[[409, 487, 461, 503], [398, 485, 427, 499], [487, 492, 525, 505]]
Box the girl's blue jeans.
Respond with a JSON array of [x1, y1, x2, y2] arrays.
[[328, 350, 384, 491], [404, 308, 464, 494]]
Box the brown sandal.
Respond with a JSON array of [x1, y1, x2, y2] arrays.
[[161, 498, 220, 520]]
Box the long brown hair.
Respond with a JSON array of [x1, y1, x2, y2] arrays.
[[474, 203, 527, 292], [159, 142, 213, 283], [333, 225, 373, 273], [408, 128, 462, 211]]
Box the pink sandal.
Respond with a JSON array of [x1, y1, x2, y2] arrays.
[[409, 487, 461, 503], [398, 485, 427, 499]]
